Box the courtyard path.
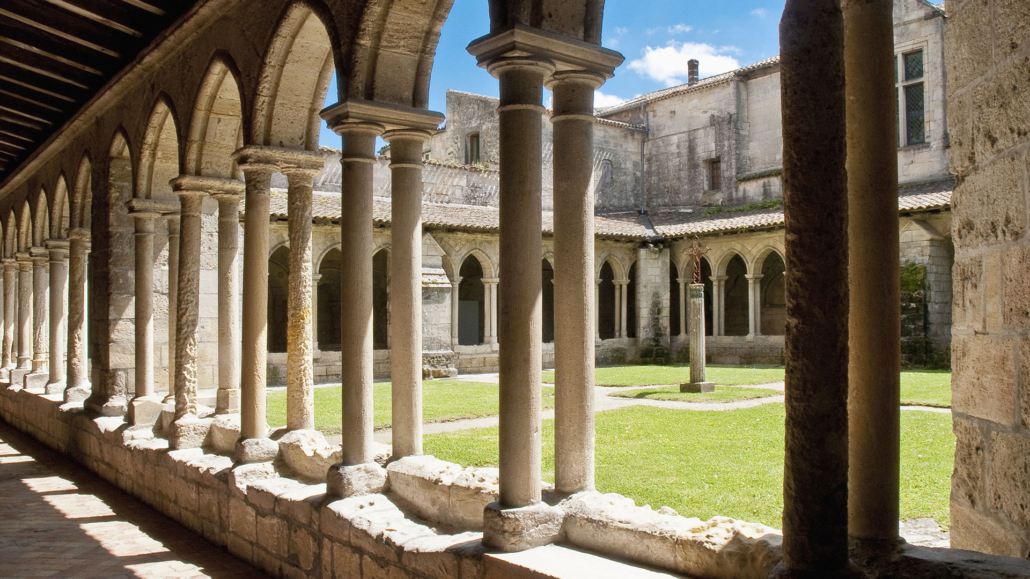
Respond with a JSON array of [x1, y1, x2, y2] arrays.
[[0, 420, 268, 579]]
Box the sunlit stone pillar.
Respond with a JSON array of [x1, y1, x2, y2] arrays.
[[450, 276, 461, 348], [617, 280, 628, 338], [483, 278, 499, 348], [233, 155, 279, 463], [27, 246, 49, 387], [2, 258, 15, 377], [15, 252, 33, 380], [284, 165, 320, 431], [712, 276, 727, 336], [746, 274, 760, 339], [45, 239, 68, 394], [165, 214, 179, 402], [127, 204, 160, 424], [595, 279, 601, 341], [678, 277, 688, 339], [385, 128, 433, 459], [549, 68, 615, 495], [65, 228, 90, 401], [844, 0, 901, 547], [776, 0, 856, 575], [211, 187, 243, 414], [311, 273, 321, 354]]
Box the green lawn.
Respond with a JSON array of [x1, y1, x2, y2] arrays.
[[424, 405, 954, 529], [267, 381, 555, 435], [608, 385, 781, 403], [900, 370, 951, 407], [543, 365, 786, 387]]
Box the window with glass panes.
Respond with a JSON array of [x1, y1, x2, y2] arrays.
[[896, 49, 925, 146]]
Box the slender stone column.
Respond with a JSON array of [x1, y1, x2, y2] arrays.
[[233, 158, 278, 463], [746, 274, 759, 339], [16, 253, 33, 373], [776, 0, 854, 575], [45, 239, 68, 393], [618, 280, 629, 338], [284, 166, 319, 432], [712, 276, 727, 336], [752, 274, 764, 337], [29, 247, 48, 380], [688, 284, 709, 385], [311, 273, 321, 354], [614, 282, 622, 338], [65, 229, 90, 401], [128, 207, 160, 424], [385, 129, 430, 459], [450, 277, 461, 348], [212, 190, 243, 414], [483, 278, 499, 347], [844, 0, 901, 546], [678, 278, 688, 339], [595, 279, 601, 341], [170, 187, 207, 441], [2, 258, 15, 375], [165, 214, 179, 402], [550, 70, 604, 494]]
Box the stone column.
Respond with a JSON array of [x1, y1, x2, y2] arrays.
[[15, 253, 33, 378], [233, 157, 279, 463], [2, 258, 15, 376], [128, 206, 160, 424], [550, 70, 604, 495], [746, 274, 760, 339], [844, 0, 901, 546], [169, 184, 208, 448], [211, 189, 243, 414], [284, 166, 319, 432], [165, 214, 179, 402], [311, 273, 321, 354], [678, 278, 688, 339], [45, 239, 68, 394], [483, 278, 499, 348], [684, 284, 712, 391], [618, 280, 629, 338], [595, 279, 601, 341], [613, 282, 622, 338], [450, 276, 461, 348], [712, 276, 727, 336], [28, 246, 48, 385], [777, 0, 854, 574], [385, 129, 431, 459], [65, 229, 90, 401]]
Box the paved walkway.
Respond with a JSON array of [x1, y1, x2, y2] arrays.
[[0, 420, 268, 579]]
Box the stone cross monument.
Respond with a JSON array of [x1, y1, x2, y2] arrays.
[[682, 237, 714, 393]]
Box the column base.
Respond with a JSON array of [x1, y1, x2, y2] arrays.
[[128, 395, 165, 426], [482, 501, 564, 553], [216, 388, 240, 414], [45, 380, 65, 395], [234, 437, 279, 464], [169, 414, 214, 450], [326, 462, 387, 498], [84, 394, 127, 417], [680, 382, 714, 393], [64, 384, 91, 403], [9, 368, 31, 389], [769, 562, 866, 579], [23, 372, 48, 392]]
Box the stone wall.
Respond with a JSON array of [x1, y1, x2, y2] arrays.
[[946, 0, 1030, 557]]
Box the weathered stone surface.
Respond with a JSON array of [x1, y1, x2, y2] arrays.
[[207, 413, 240, 454], [953, 156, 1026, 251], [952, 417, 986, 509], [988, 432, 1030, 530], [248, 476, 304, 512], [482, 501, 563, 553], [169, 415, 213, 450], [228, 462, 278, 499], [278, 429, 341, 482], [235, 437, 279, 464], [278, 483, 326, 527], [387, 455, 498, 530], [327, 462, 387, 498], [129, 396, 165, 426], [947, 502, 1030, 560], [400, 533, 480, 579], [951, 334, 1017, 425]]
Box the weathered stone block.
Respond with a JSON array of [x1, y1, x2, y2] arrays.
[[206, 413, 240, 454], [952, 417, 986, 509], [400, 533, 479, 579], [953, 156, 1026, 250], [972, 54, 1030, 161], [169, 415, 213, 450], [289, 524, 318, 571], [334, 543, 362, 578], [952, 334, 1017, 425], [278, 483, 326, 527], [278, 429, 341, 482], [248, 477, 304, 512], [951, 500, 1030, 558], [228, 461, 278, 498], [482, 501, 563, 553], [229, 497, 257, 543], [988, 431, 1030, 529], [227, 533, 254, 561], [257, 512, 288, 557], [362, 554, 411, 579], [327, 462, 387, 498]]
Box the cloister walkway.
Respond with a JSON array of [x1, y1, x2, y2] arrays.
[[0, 420, 267, 579]]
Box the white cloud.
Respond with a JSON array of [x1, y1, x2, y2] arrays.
[[628, 42, 741, 87], [750, 8, 769, 18], [647, 23, 693, 36], [615, 26, 629, 36], [594, 91, 626, 109]]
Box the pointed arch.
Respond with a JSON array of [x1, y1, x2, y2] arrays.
[[32, 189, 49, 247], [596, 254, 625, 280], [138, 95, 183, 200], [186, 54, 245, 178], [51, 173, 70, 239], [254, 3, 336, 150], [17, 201, 32, 252], [4, 211, 16, 259], [72, 153, 93, 230]]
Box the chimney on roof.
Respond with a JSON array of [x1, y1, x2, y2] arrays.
[[688, 59, 699, 86]]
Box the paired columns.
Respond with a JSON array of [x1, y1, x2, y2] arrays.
[[746, 274, 763, 339], [482, 277, 498, 347], [65, 228, 90, 401]]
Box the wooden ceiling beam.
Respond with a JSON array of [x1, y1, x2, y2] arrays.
[[0, 0, 135, 58], [0, 18, 120, 74]]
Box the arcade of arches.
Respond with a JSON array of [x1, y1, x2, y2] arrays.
[[0, 0, 1027, 578]]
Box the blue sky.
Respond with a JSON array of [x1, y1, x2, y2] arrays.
[[318, 0, 786, 147]]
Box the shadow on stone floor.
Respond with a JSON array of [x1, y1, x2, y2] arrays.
[[0, 418, 269, 579]]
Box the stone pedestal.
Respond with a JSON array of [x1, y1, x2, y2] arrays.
[[482, 501, 564, 553], [326, 462, 387, 498], [680, 382, 714, 393]]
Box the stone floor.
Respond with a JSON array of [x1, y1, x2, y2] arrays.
[[0, 420, 268, 579]]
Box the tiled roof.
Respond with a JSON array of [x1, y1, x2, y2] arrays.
[[597, 56, 781, 117], [651, 177, 954, 238]]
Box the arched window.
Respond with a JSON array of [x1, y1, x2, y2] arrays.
[[268, 246, 290, 353], [466, 132, 481, 165], [458, 256, 485, 345], [318, 249, 342, 350], [670, 261, 681, 336], [760, 252, 787, 336], [373, 249, 389, 350], [542, 259, 554, 343], [724, 255, 749, 336], [626, 262, 637, 338], [600, 159, 613, 183], [598, 261, 616, 340]]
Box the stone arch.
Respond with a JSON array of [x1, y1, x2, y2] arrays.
[[723, 253, 749, 336], [759, 251, 786, 336], [372, 247, 390, 350], [51, 173, 70, 240], [314, 242, 341, 273], [268, 245, 290, 353], [32, 190, 49, 247], [138, 96, 182, 200], [714, 247, 751, 277], [596, 253, 625, 280], [185, 54, 245, 179], [72, 154, 92, 230], [18, 201, 32, 252], [456, 247, 495, 279], [457, 253, 485, 345], [253, 2, 336, 150], [598, 259, 616, 340], [750, 244, 784, 275], [317, 247, 342, 350], [4, 211, 15, 259]]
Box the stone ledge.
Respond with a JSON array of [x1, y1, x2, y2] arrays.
[[387, 455, 498, 531]]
